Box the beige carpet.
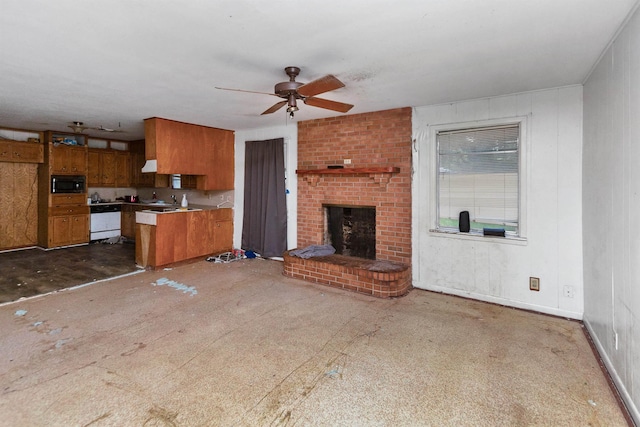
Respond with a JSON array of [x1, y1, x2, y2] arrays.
[[0, 258, 628, 426]]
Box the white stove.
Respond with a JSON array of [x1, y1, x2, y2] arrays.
[[90, 204, 121, 240]]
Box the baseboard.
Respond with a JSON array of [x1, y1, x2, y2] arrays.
[[416, 284, 583, 320], [584, 319, 639, 426]]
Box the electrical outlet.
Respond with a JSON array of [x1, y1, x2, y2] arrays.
[[563, 285, 574, 298], [344, 159, 351, 164], [529, 277, 540, 291]]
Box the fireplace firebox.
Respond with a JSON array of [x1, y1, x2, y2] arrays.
[[324, 205, 376, 259]]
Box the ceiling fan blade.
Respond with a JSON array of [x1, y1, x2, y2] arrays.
[[215, 87, 278, 97], [261, 100, 288, 115], [297, 75, 345, 97], [304, 97, 354, 113], [95, 126, 124, 133]]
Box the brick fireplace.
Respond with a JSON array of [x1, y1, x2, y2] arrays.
[[283, 107, 413, 297]]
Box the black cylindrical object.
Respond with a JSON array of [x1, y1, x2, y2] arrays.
[[459, 211, 470, 232]]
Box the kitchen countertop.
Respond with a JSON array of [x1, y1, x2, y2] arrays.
[[136, 207, 205, 226], [91, 201, 225, 211]]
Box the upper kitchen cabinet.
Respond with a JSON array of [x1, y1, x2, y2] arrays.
[[87, 138, 132, 188], [115, 151, 130, 187], [144, 117, 234, 190], [50, 144, 87, 175], [0, 140, 44, 163], [88, 149, 116, 187], [45, 132, 87, 175]]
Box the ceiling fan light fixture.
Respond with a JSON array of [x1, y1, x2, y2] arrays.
[[286, 94, 299, 117]]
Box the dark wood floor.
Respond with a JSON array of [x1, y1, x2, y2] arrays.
[[0, 242, 138, 304]]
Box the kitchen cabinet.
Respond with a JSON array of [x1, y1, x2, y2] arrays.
[[88, 149, 131, 187], [0, 162, 39, 249], [37, 132, 89, 248], [40, 194, 89, 248], [88, 149, 116, 187], [121, 204, 149, 239], [209, 209, 233, 254], [115, 151, 130, 187], [121, 205, 135, 239], [50, 193, 87, 208], [0, 140, 44, 163], [0, 139, 42, 250], [50, 144, 87, 175], [144, 117, 234, 190], [135, 208, 233, 267], [181, 174, 198, 189], [49, 214, 88, 247], [48, 195, 89, 246]]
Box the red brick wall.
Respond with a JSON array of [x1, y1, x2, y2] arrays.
[[296, 107, 412, 264]]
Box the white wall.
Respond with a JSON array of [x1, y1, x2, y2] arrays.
[[583, 4, 640, 423], [412, 86, 583, 319], [233, 124, 298, 252]]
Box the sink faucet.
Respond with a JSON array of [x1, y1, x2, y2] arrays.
[[171, 194, 177, 205]]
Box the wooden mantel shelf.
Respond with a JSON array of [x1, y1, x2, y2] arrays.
[[296, 166, 399, 175], [296, 166, 400, 187]]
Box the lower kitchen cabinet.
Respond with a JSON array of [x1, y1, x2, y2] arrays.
[[209, 209, 233, 254], [49, 214, 89, 247], [136, 208, 232, 268], [121, 204, 144, 239], [41, 195, 90, 248]]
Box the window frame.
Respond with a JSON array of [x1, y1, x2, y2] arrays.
[[428, 116, 529, 240]]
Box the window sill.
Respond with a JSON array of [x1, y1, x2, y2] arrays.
[[428, 229, 528, 246]]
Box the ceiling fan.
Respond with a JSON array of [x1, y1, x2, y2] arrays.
[[67, 121, 124, 133], [216, 66, 354, 118]]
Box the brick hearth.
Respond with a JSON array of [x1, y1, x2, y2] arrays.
[[283, 251, 411, 298]]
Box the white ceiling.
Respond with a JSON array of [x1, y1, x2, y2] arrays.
[[1, 0, 637, 140]]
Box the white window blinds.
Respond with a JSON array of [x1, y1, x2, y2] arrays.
[[437, 124, 520, 234]]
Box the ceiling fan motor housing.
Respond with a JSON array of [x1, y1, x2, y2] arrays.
[[275, 66, 304, 99], [275, 81, 303, 98]]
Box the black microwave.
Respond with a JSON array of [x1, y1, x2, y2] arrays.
[[51, 175, 86, 193]]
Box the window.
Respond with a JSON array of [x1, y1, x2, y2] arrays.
[[171, 174, 182, 189], [437, 123, 520, 236]]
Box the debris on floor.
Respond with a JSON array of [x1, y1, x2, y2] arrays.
[[152, 277, 197, 296], [207, 249, 247, 263], [14, 309, 27, 317], [99, 236, 127, 245]]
